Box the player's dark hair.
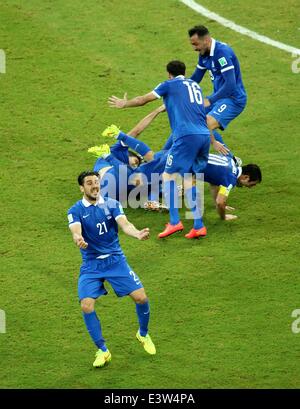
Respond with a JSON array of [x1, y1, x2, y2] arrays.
[[242, 164, 262, 182], [128, 151, 142, 166], [188, 25, 210, 38], [77, 170, 99, 186], [166, 60, 186, 77]]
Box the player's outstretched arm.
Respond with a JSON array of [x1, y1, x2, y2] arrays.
[[210, 132, 230, 155], [116, 215, 150, 240], [215, 191, 227, 220], [215, 190, 238, 221], [69, 223, 88, 249], [108, 92, 158, 109], [128, 104, 165, 138]]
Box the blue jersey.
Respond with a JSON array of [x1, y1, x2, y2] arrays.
[[93, 143, 130, 171], [67, 196, 125, 261], [152, 75, 209, 140], [203, 154, 242, 195], [110, 141, 130, 165], [194, 39, 247, 105], [134, 150, 168, 182], [93, 154, 135, 201]]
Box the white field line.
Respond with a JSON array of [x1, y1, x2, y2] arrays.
[[180, 0, 300, 55]]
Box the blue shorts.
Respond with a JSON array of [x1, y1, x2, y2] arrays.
[[164, 133, 210, 176], [78, 254, 143, 300], [206, 98, 246, 130]]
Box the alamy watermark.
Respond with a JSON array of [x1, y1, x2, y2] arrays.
[[291, 53, 300, 74], [0, 49, 6, 74], [0, 309, 6, 333], [99, 166, 205, 219]]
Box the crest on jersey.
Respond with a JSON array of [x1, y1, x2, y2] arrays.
[[218, 57, 228, 67]]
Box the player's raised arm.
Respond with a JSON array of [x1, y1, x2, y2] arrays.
[[69, 222, 88, 249], [108, 91, 158, 108], [116, 215, 150, 240], [128, 104, 165, 138]]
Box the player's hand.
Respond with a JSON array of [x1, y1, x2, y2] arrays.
[[204, 98, 211, 107], [74, 235, 88, 249], [157, 104, 166, 113], [108, 92, 127, 108], [225, 214, 238, 221], [225, 205, 236, 211], [137, 228, 150, 240], [213, 140, 230, 155]]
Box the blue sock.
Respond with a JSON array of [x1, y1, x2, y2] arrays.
[[118, 131, 151, 156], [83, 311, 107, 351], [164, 180, 180, 225], [136, 301, 150, 337], [149, 191, 159, 201], [185, 186, 204, 229]]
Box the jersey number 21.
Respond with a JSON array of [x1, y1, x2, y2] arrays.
[[97, 221, 108, 235]]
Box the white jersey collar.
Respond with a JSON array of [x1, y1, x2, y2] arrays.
[[175, 75, 185, 79], [210, 38, 216, 56], [82, 196, 104, 207]]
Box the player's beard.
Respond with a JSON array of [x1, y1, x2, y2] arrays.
[[201, 49, 210, 57], [86, 189, 99, 202]]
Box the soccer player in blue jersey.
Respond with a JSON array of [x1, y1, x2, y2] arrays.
[[97, 105, 165, 169], [89, 128, 157, 202], [90, 106, 166, 202], [67, 171, 156, 368], [89, 127, 261, 221], [89, 127, 169, 210], [188, 25, 247, 153], [109, 60, 210, 239], [200, 156, 262, 220]]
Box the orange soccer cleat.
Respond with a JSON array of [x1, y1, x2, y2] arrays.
[[185, 226, 207, 239], [158, 221, 184, 238]]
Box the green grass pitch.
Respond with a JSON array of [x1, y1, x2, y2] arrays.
[[1, 0, 300, 388]]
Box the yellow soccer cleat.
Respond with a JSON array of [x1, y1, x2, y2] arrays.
[[136, 331, 156, 355], [88, 144, 111, 158], [93, 349, 112, 368], [102, 124, 121, 138]]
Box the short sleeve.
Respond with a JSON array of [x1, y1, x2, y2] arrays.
[[67, 205, 81, 226], [107, 199, 125, 221], [152, 80, 169, 99]]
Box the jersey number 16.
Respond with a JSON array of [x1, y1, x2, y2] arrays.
[[183, 81, 203, 105]]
